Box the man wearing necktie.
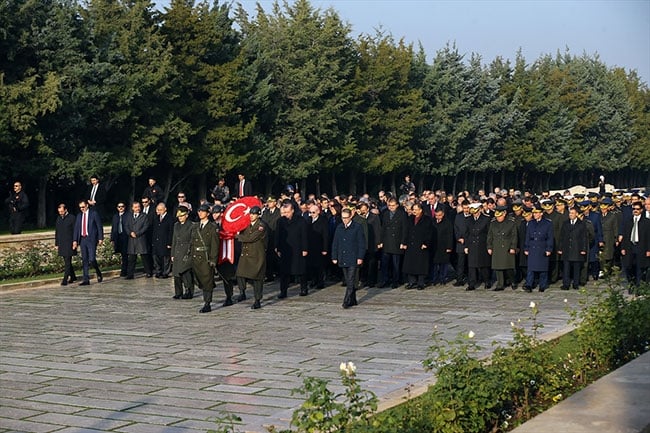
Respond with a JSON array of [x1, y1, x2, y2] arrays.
[[619, 201, 650, 290], [72, 200, 104, 285], [235, 172, 252, 198]]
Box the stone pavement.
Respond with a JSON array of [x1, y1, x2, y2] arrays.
[[1, 275, 587, 433]]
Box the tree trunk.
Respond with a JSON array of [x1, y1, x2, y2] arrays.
[[500, 171, 506, 191], [37, 176, 47, 228], [390, 172, 397, 196], [163, 171, 173, 204], [130, 176, 136, 204], [331, 172, 338, 197], [349, 170, 357, 195], [315, 175, 321, 197], [300, 179, 307, 196], [197, 173, 207, 202], [362, 173, 367, 196], [452, 174, 458, 196]]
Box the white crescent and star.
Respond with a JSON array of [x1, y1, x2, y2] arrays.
[[224, 202, 250, 223]]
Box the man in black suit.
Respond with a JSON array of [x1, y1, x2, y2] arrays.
[[619, 201, 650, 289], [235, 172, 253, 198], [558, 207, 588, 290], [276, 203, 309, 298], [110, 202, 129, 277], [139, 196, 155, 277], [87, 175, 107, 219], [142, 177, 164, 205], [152, 202, 174, 278], [5, 181, 29, 234], [358, 201, 381, 288], [378, 198, 408, 288], [453, 202, 470, 286], [55, 203, 77, 285], [72, 199, 104, 285]]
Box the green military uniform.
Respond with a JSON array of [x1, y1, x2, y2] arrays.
[[171, 218, 195, 299], [486, 213, 518, 290], [236, 217, 268, 308], [191, 219, 219, 307]]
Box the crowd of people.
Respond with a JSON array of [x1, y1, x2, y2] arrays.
[[38, 172, 650, 312]]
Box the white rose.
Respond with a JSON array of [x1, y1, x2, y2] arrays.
[[339, 362, 347, 372], [347, 362, 356, 374], [468, 330, 475, 339], [529, 301, 536, 309]]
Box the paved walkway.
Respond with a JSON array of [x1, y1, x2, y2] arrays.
[[0, 276, 599, 432]]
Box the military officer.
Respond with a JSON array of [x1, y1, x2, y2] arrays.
[[171, 206, 195, 300], [599, 197, 619, 277], [191, 203, 219, 313], [235, 206, 268, 309], [487, 206, 518, 290], [523, 204, 554, 292]]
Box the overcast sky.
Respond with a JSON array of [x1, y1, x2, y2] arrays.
[[155, 0, 650, 85]]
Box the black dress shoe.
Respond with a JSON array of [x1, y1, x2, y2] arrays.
[[277, 293, 287, 299], [161, 274, 169, 279], [453, 281, 464, 287], [465, 286, 475, 291], [251, 301, 261, 309], [299, 289, 308, 296], [146, 274, 153, 278], [80, 281, 90, 286], [61, 281, 68, 286], [68, 277, 77, 283], [523, 286, 532, 293], [222, 298, 233, 307], [97, 275, 103, 283], [377, 282, 388, 288], [539, 287, 546, 293], [172, 295, 182, 299], [199, 303, 212, 313], [416, 285, 425, 290], [561, 286, 569, 290], [492, 287, 504, 291], [236, 294, 247, 302], [342, 302, 351, 309], [391, 283, 399, 289], [485, 284, 492, 290], [181, 292, 193, 299]]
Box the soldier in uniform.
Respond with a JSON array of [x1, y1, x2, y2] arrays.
[[211, 205, 236, 304], [191, 203, 219, 313], [599, 197, 619, 278], [581, 199, 603, 281], [541, 199, 562, 284], [236, 206, 268, 309], [523, 205, 554, 292], [516, 207, 533, 288], [171, 206, 194, 300], [487, 206, 518, 291]]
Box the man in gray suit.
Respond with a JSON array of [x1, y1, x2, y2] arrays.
[[124, 201, 151, 279]]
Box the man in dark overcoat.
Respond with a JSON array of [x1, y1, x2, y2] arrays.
[[152, 202, 174, 278], [431, 208, 453, 285], [331, 208, 366, 308], [378, 198, 408, 288], [464, 203, 491, 291], [236, 206, 268, 309], [619, 201, 650, 290], [171, 206, 194, 299], [453, 202, 470, 286], [55, 203, 77, 285], [523, 205, 554, 292], [358, 202, 381, 288], [123, 201, 151, 280], [558, 207, 588, 290], [191, 203, 219, 312], [261, 196, 281, 281], [306, 204, 329, 290], [275, 203, 309, 298], [402, 203, 434, 290], [599, 198, 618, 277], [487, 206, 518, 291]]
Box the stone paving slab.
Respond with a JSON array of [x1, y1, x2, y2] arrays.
[[1, 274, 603, 432]]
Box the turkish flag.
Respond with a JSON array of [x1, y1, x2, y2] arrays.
[[221, 196, 262, 233], [219, 196, 262, 264]]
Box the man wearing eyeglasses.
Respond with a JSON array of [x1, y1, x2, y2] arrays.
[[72, 200, 104, 285], [619, 201, 650, 290], [306, 204, 329, 290], [110, 202, 129, 277], [5, 181, 29, 234]]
